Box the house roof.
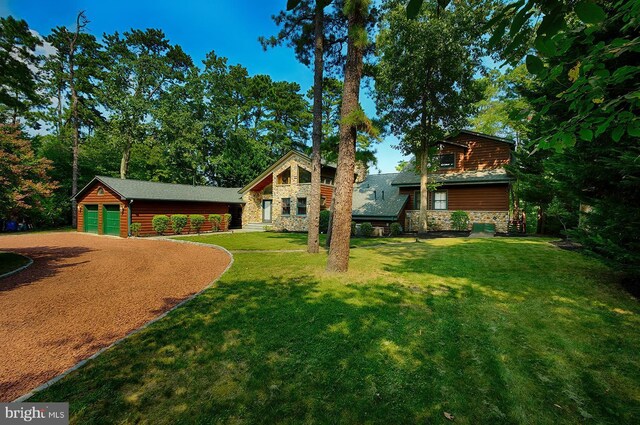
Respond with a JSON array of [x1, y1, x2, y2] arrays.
[[352, 174, 409, 220], [451, 129, 515, 145], [74, 176, 245, 204], [239, 150, 336, 194], [391, 168, 513, 187]]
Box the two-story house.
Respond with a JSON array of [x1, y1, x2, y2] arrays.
[[240, 130, 514, 234]]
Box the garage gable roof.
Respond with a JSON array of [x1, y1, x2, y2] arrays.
[[74, 176, 245, 204]]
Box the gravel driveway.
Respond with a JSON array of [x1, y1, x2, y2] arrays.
[[0, 232, 231, 401]]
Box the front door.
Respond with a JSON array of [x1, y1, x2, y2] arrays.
[[262, 200, 272, 223]]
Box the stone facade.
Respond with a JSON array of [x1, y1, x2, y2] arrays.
[[405, 210, 509, 233], [242, 154, 315, 232]]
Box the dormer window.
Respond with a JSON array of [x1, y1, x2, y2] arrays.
[[277, 167, 291, 184], [438, 154, 455, 169], [97, 187, 104, 195]]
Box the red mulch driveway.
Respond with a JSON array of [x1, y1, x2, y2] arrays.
[[0, 232, 231, 402]]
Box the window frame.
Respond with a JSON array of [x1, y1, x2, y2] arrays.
[[432, 191, 448, 210], [281, 198, 291, 216], [413, 190, 421, 210], [298, 166, 311, 184], [297, 197, 307, 216], [438, 153, 455, 169], [277, 167, 291, 185]]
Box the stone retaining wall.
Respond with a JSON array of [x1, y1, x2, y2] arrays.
[[405, 210, 509, 233]]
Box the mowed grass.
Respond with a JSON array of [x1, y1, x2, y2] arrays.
[[31, 236, 640, 424], [177, 231, 412, 251], [0, 252, 31, 275]]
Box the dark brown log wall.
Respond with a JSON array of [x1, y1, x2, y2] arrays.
[[437, 134, 511, 173], [401, 184, 509, 212], [130, 200, 232, 236]]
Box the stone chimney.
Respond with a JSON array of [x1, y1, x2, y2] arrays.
[[354, 160, 368, 183]]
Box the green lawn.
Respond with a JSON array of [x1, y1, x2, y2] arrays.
[[177, 231, 412, 251], [0, 252, 31, 275], [31, 235, 640, 424]]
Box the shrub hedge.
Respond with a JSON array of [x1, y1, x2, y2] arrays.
[[171, 214, 188, 235], [190, 214, 205, 234], [152, 215, 170, 235]]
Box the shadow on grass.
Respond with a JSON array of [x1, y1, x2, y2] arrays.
[[31, 258, 640, 424], [0, 246, 92, 291]]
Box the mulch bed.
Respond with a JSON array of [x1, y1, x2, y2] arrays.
[[0, 232, 231, 402]]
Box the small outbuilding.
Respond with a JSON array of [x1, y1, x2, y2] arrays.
[[73, 176, 244, 237]]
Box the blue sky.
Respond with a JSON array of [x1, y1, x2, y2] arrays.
[[1, 0, 408, 173]]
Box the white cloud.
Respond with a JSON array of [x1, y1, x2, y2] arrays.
[[30, 29, 58, 57]]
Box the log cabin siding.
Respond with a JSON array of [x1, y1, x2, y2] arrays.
[[437, 134, 511, 173], [445, 184, 509, 211], [130, 201, 232, 236], [76, 182, 128, 238], [401, 184, 509, 212], [320, 184, 334, 210]]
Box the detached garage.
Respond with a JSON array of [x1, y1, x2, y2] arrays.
[[73, 176, 244, 237]]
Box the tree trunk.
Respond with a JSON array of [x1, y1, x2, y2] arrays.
[[419, 147, 429, 233], [69, 13, 81, 228], [326, 1, 367, 273], [120, 139, 131, 179], [307, 2, 325, 254], [325, 201, 335, 248]]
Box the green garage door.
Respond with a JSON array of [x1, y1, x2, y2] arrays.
[[103, 205, 121, 236], [84, 205, 99, 233]]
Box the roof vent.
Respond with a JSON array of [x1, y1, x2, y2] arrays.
[[374, 190, 377, 200], [382, 190, 385, 200]]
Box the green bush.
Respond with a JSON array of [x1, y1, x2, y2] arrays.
[[390, 222, 403, 236], [171, 214, 188, 235], [319, 210, 331, 233], [152, 215, 170, 235], [451, 210, 470, 231], [360, 222, 373, 237], [209, 214, 222, 231], [130, 222, 142, 237], [351, 221, 357, 237], [223, 213, 232, 223], [190, 214, 205, 234]]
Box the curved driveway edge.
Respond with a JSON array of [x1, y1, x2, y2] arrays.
[[0, 233, 233, 402], [0, 252, 33, 280]]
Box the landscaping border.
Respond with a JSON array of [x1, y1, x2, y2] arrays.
[[0, 252, 33, 280], [12, 239, 234, 403]]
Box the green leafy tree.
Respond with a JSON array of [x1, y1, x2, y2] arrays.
[[490, 1, 640, 276], [470, 65, 533, 146], [376, 0, 490, 232], [0, 16, 42, 125], [42, 11, 104, 226], [101, 29, 193, 179]]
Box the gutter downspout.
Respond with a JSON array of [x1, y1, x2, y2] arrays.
[[128, 199, 133, 237]]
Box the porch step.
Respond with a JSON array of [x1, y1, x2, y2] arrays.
[[241, 223, 267, 232]]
